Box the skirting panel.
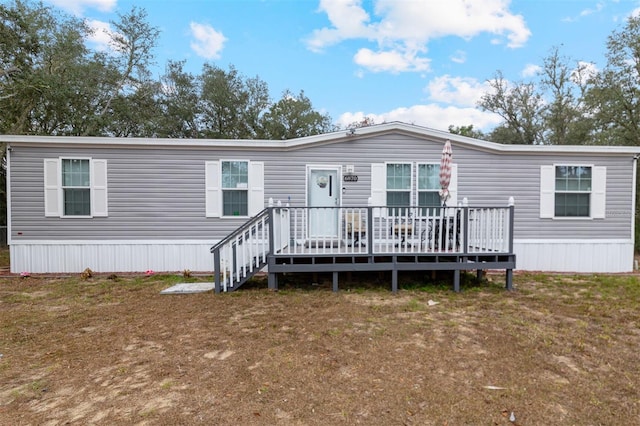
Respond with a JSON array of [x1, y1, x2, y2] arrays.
[[513, 239, 634, 273], [10, 241, 218, 274]]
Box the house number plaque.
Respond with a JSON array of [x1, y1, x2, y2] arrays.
[[343, 175, 358, 182]]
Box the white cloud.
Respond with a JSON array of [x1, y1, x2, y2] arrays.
[[354, 48, 430, 73], [563, 2, 605, 22], [45, 0, 116, 15], [450, 50, 466, 64], [337, 104, 502, 132], [307, 0, 531, 73], [426, 75, 492, 107], [85, 19, 113, 52], [521, 64, 541, 78], [190, 22, 227, 60]]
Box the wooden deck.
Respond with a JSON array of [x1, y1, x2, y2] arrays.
[[211, 204, 516, 293]]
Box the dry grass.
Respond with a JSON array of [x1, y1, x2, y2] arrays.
[[1, 271, 639, 425]]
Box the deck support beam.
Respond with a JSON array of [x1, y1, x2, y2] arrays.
[[391, 269, 398, 293], [333, 272, 339, 292], [268, 273, 278, 291], [453, 270, 460, 292], [506, 269, 513, 291]]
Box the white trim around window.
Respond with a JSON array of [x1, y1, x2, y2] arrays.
[[43, 157, 108, 218], [205, 160, 265, 218], [370, 162, 458, 215], [539, 164, 606, 219]]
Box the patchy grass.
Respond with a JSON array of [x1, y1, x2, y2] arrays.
[[1, 271, 639, 425]]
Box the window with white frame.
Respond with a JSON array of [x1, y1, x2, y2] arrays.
[[221, 160, 249, 216], [370, 162, 457, 215], [386, 163, 411, 215], [205, 160, 264, 218], [43, 158, 108, 218], [555, 166, 591, 217], [417, 163, 441, 213], [62, 159, 91, 216], [539, 164, 606, 219]]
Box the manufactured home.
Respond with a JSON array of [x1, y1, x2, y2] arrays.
[[3, 122, 639, 291]]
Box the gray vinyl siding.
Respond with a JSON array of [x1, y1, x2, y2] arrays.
[[9, 132, 635, 241]]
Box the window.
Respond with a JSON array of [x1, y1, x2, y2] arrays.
[[555, 166, 591, 217], [539, 165, 606, 219], [222, 161, 249, 216], [370, 162, 457, 216], [386, 163, 411, 215], [43, 158, 108, 218], [418, 163, 441, 213], [62, 159, 91, 216], [205, 160, 264, 218]]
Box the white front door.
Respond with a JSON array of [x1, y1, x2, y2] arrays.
[[308, 167, 340, 238]]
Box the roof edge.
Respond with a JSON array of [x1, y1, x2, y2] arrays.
[[3, 122, 640, 155]]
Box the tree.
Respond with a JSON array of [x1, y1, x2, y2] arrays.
[[157, 60, 201, 138], [87, 6, 161, 135], [584, 15, 640, 146], [199, 64, 269, 139], [260, 90, 334, 139], [346, 116, 376, 129], [478, 71, 545, 144], [448, 124, 485, 140], [479, 47, 598, 145], [0, 0, 91, 134], [539, 47, 594, 145]]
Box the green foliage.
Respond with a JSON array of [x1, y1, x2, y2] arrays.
[[259, 90, 335, 139], [0, 0, 334, 140], [448, 124, 486, 140], [584, 15, 640, 146], [478, 70, 545, 144]]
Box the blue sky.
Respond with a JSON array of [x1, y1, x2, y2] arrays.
[[44, 0, 640, 132]]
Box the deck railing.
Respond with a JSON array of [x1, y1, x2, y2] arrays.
[[211, 202, 514, 292], [272, 204, 514, 256]]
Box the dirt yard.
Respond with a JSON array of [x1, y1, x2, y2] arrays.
[[1, 271, 639, 425]]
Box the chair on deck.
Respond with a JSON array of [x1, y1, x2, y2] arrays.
[[428, 208, 461, 251], [345, 212, 366, 247]]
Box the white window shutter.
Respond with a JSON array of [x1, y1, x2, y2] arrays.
[[205, 161, 221, 217], [540, 165, 555, 218], [592, 166, 606, 219], [44, 159, 60, 217], [370, 163, 386, 217], [91, 159, 108, 217], [249, 161, 265, 216], [448, 163, 458, 207]]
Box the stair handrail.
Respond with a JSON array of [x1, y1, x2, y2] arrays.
[[210, 208, 271, 293], [209, 208, 270, 254]]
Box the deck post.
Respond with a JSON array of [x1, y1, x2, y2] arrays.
[[367, 204, 374, 255], [268, 273, 278, 290], [333, 271, 339, 292], [462, 204, 469, 255], [453, 269, 460, 292], [391, 268, 398, 293], [506, 269, 513, 291], [476, 269, 483, 282], [213, 248, 222, 294], [508, 197, 515, 253]]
